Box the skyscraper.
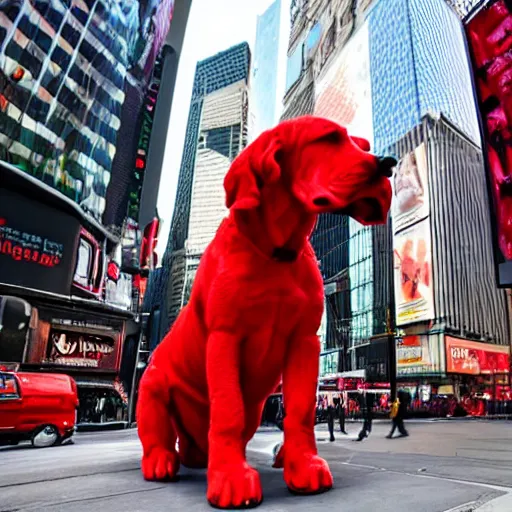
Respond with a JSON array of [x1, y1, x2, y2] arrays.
[[282, 0, 509, 383], [153, 43, 251, 336], [248, 0, 290, 141]]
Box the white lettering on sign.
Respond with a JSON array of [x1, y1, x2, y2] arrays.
[[52, 333, 114, 357], [451, 347, 470, 360]]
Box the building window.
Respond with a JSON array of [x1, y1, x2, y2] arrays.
[[0, 373, 20, 400], [291, 0, 301, 25], [321, 21, 336, 67]]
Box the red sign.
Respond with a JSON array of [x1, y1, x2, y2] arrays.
[[46, 329, 119, 370], [446, 336, 510, 375], [0, 188, 81, 295], [465, 1, 512, 286]]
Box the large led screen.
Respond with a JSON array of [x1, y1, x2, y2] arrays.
[[465, 0, 512, 286]]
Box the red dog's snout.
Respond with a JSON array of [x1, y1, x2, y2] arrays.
[[377, 156, 398, 177], [312, 196, 332, 207]]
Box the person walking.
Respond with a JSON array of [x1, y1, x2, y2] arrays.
[[326, 393, 336, 442], [337, 393, 348, 435], [387, 390, 410, 438], [356, 392, 373, 441]]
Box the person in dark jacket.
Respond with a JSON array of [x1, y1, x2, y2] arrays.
[[387, 390, 410, 438], [356, 392, 373, 441], [336, 394, 348, 435], [326, 393, 336, 442]]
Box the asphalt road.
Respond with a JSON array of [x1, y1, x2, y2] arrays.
[[2, 421, 512, 512]]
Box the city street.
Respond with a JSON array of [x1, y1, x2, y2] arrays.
[[2, 421, 512, 512]]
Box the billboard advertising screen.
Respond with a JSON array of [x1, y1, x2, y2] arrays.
[[393, 218, 435, 326], [392, 143, 429, 232], [445, 336, 510, 375], [391, 141, 434, 327], [46, 329, 118, 370], [0, 187, 80, 295], [314, 21, 373, 146], [465, 0, 512, 286], [396, 333, 444, 377]]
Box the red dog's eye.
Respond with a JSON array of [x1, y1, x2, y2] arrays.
[[317, 130, 340, 144]]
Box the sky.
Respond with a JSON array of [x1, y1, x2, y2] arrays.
[[155, 0, 277, 260]]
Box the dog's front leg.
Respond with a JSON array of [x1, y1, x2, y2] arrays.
[[206, 330, 263, 509], [276, 333, 333, 495]]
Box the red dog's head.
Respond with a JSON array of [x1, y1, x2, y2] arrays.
[[224, 116, 395, 252]]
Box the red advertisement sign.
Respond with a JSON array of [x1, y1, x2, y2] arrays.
[[445, 336, 510, 375], [46, 329, 119, 370], [465, 1, 512, 286]]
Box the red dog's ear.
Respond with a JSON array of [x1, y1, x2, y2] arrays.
[[224, 132, 282, 210], [292, 116, 355, 151], [350, 136, 371, 152]]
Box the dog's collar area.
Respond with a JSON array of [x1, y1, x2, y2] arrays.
[[272, 247, 298, 263]]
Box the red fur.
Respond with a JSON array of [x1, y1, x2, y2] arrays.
[[137, 116, 392, 508]]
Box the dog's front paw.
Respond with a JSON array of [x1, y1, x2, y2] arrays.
[[141, 448, 180, 481], [284, 454, 333, 495], [207, 462, 263, 509]]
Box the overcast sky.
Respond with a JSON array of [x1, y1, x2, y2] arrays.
[[155, 0, 278, 259]]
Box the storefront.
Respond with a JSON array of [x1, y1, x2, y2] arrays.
[[395, 331, 459, 417], [0, 163, 140, 427], [445, 336, 511, 416], [394, 331, 512, 417]]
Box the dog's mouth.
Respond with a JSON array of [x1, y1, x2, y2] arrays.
[[334, 197, 387, 224]]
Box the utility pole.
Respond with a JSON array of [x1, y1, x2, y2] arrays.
[[387, 213, 398, 402], [386, 307, 397, 401]]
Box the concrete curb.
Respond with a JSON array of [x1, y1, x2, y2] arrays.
[[476, 492, 512, 512]]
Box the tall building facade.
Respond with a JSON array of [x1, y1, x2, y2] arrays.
[[0, 0, 189, 426], [248, 0, 290, 141], [151, 43, 251, 336], [282, 0, 510, 386]]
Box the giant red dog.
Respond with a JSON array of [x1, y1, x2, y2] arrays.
[[137, 116, 395, 509]]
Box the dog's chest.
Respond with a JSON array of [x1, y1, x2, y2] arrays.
[[239, 278, 308, 331]]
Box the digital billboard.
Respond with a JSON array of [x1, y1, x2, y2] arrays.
[[393, 218, 435, 326], [465, 0, 512, 286], [0, 187, 81, 295], [391, 142, 435, 327], [396, 333, 445, 377], [445, 336, 510, 375], [392, 143, 430, 232], [314, 21, 373, 146]]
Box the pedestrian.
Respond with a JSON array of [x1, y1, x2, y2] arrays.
[[356, 392, 373, 441], [387, 390, 410, 439], [275, 398, 285, 431], [336, 393, 348, 435], [326, 393, 336, 442]]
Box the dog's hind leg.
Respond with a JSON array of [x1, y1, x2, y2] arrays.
[[172, 391, 209, 469], [136, 364, 180, 481]]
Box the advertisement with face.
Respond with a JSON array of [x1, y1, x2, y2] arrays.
[[393, 218, 435, 326], [392, 143, 429, 233], [465, 1, 512, 285]]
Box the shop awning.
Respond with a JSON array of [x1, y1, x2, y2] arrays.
[[73, 377, 116, 389]]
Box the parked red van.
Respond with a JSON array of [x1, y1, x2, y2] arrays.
[[0, 369, 79, 447]]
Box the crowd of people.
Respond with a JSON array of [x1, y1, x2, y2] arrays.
[[316, 390, 410, 441]]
